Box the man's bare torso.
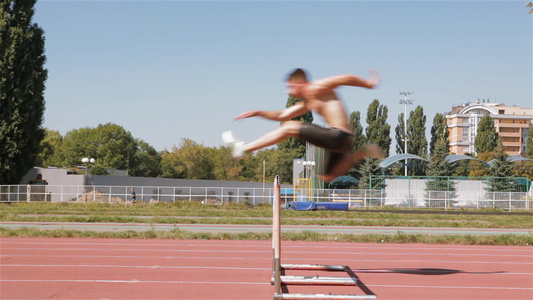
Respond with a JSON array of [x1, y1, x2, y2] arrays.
[[301, 82, 351, 133]]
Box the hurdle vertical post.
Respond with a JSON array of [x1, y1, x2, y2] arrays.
[[272, 175, 282, 295]]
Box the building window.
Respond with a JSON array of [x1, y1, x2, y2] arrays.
[[499, 110, 505, 114], [462, 146, 469, 152]]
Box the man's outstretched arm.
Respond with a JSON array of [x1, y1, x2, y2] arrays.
[[315, 70, 380, 90], [235, 102, 308, 122]]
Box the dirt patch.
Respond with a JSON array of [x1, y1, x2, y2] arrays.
[[75, 191, 124, 204]]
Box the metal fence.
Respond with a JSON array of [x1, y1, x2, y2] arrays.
[[0, 184, 531, 210]]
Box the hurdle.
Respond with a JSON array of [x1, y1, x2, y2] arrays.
[[271, 175, 377, 300]]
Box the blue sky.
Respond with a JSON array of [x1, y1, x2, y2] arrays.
[[34, 0, 532, 152]]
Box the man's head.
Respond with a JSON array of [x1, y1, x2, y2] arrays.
[[285, 68, 308, 97]]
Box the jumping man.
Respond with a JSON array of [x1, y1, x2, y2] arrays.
[[223, 68, 384, 182]]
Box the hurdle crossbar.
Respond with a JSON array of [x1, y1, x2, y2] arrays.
[[282, 264, 347, 271], [272, 275, 357, 286], [271, 175, 377, 300]]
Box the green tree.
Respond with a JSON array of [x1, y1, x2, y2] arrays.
[[488, 139, 516, 192], [0, 0, 47, 183], [475, 115, 498, 153], [406, 105, 427, 157], [128, 139, 162, 177], [210, 146, 243, 181], [527, 124, 533, 159], [425, 139, 456, 208], [468, 152, 493, 177], [357, 157, 384, 190], [37, 128, 63, 167], [254, 148, 298, 184], [349, 111, 366, 151], [160, 139, 214, 180], [430, 113, 450, 155], [60, 123, 137, 170], [277, 96, 313, 158], [238, 152, 260, 182], [160, 149, 186, 179], [365, 99, 391, 156], [395, 113, 406, 154]]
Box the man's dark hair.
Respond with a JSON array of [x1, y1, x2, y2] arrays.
[[286, 68, 308, 82]]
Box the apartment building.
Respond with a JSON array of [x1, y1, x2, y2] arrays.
[[446, 101, 532, 156]]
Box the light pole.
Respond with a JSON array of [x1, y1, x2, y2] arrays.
[[399, 91, 414, 176], [81, 157, 95, 176]]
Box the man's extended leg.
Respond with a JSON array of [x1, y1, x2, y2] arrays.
[[224, 121, 302, 158], [244, 121, 302, 152]]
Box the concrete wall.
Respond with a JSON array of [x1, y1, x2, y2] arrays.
[[20, 168, 292, 203], [22, 167, 292, 188]]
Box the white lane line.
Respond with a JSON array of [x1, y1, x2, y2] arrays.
[[0, 279, 268, 285], [1, 264, 270, 271], [1, 240, 530, 253], [366, 284, 532, 291], [1, 254, 531, 265], [2, 264, 532, 275], [1, 279, 531, 290], [2, 247, 531, 258]]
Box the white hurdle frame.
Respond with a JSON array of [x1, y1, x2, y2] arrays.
[[271, 175, 377, 300]]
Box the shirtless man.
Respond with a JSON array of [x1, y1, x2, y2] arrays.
[[223, 68, 383, 181]]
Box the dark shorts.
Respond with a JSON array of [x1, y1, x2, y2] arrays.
[[298, 123, 354, 174]]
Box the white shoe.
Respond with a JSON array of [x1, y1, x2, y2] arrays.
[[222, 131, 245, 159]]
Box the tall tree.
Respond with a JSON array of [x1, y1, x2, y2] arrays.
[[277, 96, 313, 158], [395, 113, 406, 154], [488, 139, 516, 192], [357, 157, 384, 190], [128, 139, 162, 178], [60, 123, 137, 170], [430, 113, 450, 155], [37, 128, 63, 168], [425, 139, 455, 207], [527, 124, 533, 159], [210, 146, 244, 181], [365, 99, 391, 156], [475, 115, 498, 154], [160, 139, 214, 180], [349, 111, 366, 151], [406, 105, 427, 157], [0, 0, 48, 183]]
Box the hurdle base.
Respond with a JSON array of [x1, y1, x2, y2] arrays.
[[274, 293, 377, 300]]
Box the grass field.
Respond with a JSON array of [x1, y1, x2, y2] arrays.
[[1, 202, 532, 245]]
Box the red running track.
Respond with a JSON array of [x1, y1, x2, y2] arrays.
[[1, 237, 531, 299]]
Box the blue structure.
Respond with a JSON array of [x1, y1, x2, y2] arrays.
[[379, 154, 429, 168], [445, 155, 490, 168], [286, 201, 349, 211], [488, 155, 533, 166]]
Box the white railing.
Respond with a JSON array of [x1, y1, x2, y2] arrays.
[[0, 185, 531, 210]]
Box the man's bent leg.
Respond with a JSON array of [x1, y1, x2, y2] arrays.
[[319, 144, 385, 182], [244, 121, 302, 152]]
